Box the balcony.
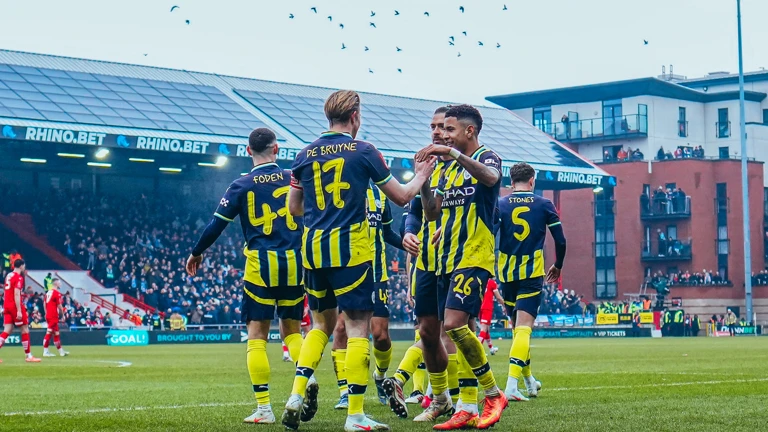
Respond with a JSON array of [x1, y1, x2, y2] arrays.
[[678, 120, 688, 138], [640, 196, 691, 220], [716, 121, 731, 138], [641, 238, 692, 261], [541, 114, 648, 144]]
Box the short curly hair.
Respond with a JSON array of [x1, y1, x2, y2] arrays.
[[444, 104, 482, 134], [510, 162, 535, 184]]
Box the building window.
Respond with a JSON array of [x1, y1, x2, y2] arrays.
[[717, 108, 730, 138], [533, 106, 552, 134], [763, 109, 768, 125], [719, 146, 729, 159], [667, 225, 678, 240], [678, 107, 688, 137], [596, 269, 617, 299], [602, 99, 623, 136]]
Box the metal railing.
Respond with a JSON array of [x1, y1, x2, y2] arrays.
[[716, 121, 731, 138], [678, 120, 688, 137], [640, 195, 691, 218], [539, 114, 648, 142], [641, 238, 693, 260]]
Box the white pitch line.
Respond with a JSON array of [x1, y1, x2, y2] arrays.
[[546, 377, 768, 392], [93, 360, 132, 368]]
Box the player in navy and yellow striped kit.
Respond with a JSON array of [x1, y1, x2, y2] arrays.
[[187, 128, 304, 425], [413, 105, 508, 430], [283, 90, 435, 432], [495, 162, 566, 402]]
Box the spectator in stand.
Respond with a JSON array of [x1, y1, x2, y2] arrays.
[[683, 147, 693, 158], [657, 229, 666, 256], [603, 149, 613, 162], [616, 147, 628, 161], [653, 187, 667, 214], [673, 147, 683, 159], [631, 148, 644, 160], [726, 310, 738, 336], [640, 191, 650, 214], [657, 146, 666, 160]]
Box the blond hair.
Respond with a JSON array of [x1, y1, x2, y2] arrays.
[[324, 90, 360, 125]]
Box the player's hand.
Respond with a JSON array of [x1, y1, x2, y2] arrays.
[[407, 291, 415, 308], [186, 254, 203, 277], [16, 311, 22, 322], [413, 156, 437, 179], [403, 233, 421, 257], [546, 265, 561, 284], [415, 144, 451, 162], [431, 226, 443, 246]]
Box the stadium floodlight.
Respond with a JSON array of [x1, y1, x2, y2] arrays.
[[216, 155, 228, 166], [20, 157, 46, 164], [198, 162, 218, 167], [94, 148, 110, 159], [129, 157, 155, 163], [402, 170, 415, 181], [159, 167, 182, 173], [87, 162, 111, 168], [57, 153, 85, 158], [593, 186, 603, 193]]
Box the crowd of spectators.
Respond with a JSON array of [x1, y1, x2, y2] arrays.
[[640, 186, 689, 215], [539, 284, 591, 316], [751, 270, 768, 286], [603, 146, 644, 163], [651, 270, 731, 287], [656, 145, 706, 160], [0, 285, 115, 330]]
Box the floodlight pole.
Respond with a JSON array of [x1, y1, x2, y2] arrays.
[[737, 0, 753, 321]]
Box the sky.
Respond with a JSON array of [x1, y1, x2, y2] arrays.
[[2, 0, 768, 105]]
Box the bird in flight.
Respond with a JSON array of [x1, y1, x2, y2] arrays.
[[310, 7, 317, 13], [457, 52, 462, 57], [364, 46, 370, 51], [462, 31, 467, 36], [424, 11, 430, 17], [478, 41, 484, 46], [397, 68, 403, 73], [369, 68, 374, 73], [459, 6, 465, 13], [371, 10, 376, 17], [396, 47, 402, 52], [503, 4, 508, 10], [341, 43, 347, 50], [288, 13, 294, 19], [449, 40, 455, 46], [170, 5, 179, 12], [370, 22, 376, 28], [643, 39, 649, 45], [143, 53, 148, 56], [449, 36, 455, 41], [394, 10, 400, 16], [339, 23, 344, 29], [327, 16, 332, 21], [185, 19, 190, 25], [496, 42, 501, 48]]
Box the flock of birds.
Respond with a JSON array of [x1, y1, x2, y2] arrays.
[[290, 5, 511, 74]]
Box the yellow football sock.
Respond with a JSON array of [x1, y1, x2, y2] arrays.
[[346, 338, 370, 416], [393, 345, 422, 385], [290, 329, 328, 397], [332, 348, 348, 396], [246, 339, 270, 407], [447, 353, 460, 404], [414, 330, 421, 343], [522, 348, 532, 378], [429, 369, 449, 395], [284, 333, 303, 365], [414, 361, 428, 394], [446, 325, 497, 392], [373, 345, 393, 377], [508, 326, 532, 380], [456, 349, 478, 407]]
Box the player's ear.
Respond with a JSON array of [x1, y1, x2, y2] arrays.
[[246, 146, 252, 156], [273, 142, 279, 155]]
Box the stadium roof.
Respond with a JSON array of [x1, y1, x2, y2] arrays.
[[0, 50, 612, 189]]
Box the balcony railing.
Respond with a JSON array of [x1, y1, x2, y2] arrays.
[[640, 195, 691, 220], [593, 200, 616, 217], [678, 120, 688, 137], [716, 121, 731, 138], [641, 238, 692, 261], [540, 114, 648, 143], [594, 282, 618, 299]]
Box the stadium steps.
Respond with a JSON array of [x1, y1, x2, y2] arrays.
[[0, 212, 80, 270], [0, 216, 60, 271], [53, 270, 149, 316], [680, 298, 768, 323]]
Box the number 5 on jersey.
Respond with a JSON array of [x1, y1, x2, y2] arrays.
[[512, 206, 530, 241]]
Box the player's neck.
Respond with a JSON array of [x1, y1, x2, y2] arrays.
[[251, 157, 276, 168], [327, 123, 355, 137], [460, 140, 481, 157]]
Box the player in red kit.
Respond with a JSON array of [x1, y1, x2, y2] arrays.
[[43, 278, 69, 357], [478, 279, 504, 355], [0, 259, 41, 363]]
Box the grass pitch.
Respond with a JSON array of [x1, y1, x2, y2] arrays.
[[1, 337, 768, 431]]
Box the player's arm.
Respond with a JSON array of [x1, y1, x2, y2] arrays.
[[419, 175, 442, 222], [289, 176, 305, 217], [14, 283, 22, 320], [416, 145, 501, 188], [493, 285, 505, 305], [381, 201, 404, 250], [187, 183, 241, 276], [545, 201, 567, 283], [403, 197, 424, 256], [366, 144, 435, 206]]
